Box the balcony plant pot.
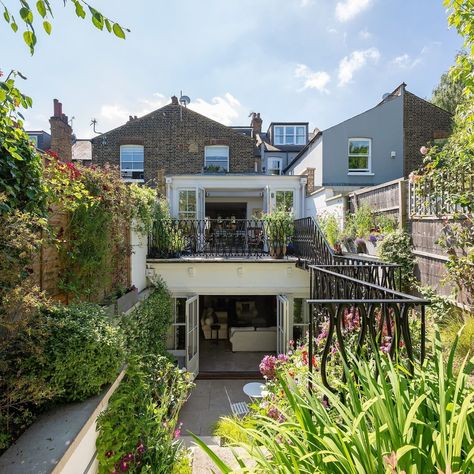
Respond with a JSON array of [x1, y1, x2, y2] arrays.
[[341, 236, 357, 253], [116, 287, 138, 314], [262, 209, 295, 260]]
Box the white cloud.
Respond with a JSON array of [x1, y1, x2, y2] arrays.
[[295, 64, 331, 92], [188, 93, 244, 125], [299, 0, 313, 6], [358, 27, 372, 39], [97, 92, 244, 132], [391, 53, 421, 69], [337, 47, 380, 86], [335, 0, 373, 22]]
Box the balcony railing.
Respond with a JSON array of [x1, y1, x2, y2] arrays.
[[148, 218, 294, 259]]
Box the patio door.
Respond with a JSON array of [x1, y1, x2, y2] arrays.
[[185, 295, 199, 377], [276, 295, 290, 354]]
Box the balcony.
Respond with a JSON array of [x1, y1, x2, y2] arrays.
[[148, 218, 294, 260]]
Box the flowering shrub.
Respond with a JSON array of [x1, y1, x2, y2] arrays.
[[198, 331, 474, 474], [96, 355, 194, 473], [42, 159, 157, 301]]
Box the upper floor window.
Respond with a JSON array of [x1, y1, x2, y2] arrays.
[[28, 135, 38, 147], [178, 190, 196, 219], [267, 157, 283, 175], [275, 190, 294, 212], [204, 146, 229, 172], [348, 138, 371, 173], [120, 145, 144, 181], [274, 126, 306, 146]]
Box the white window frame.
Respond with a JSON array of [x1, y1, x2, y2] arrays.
[[29, 135, 38, 147], [275, 190, 294, 212], [267, 157, 283, 175], [178, 189, 197, 220], [120, 145, 144, 182], [274, 126, 306, 146], [348, 138, 372, 174], [204, 145, 229, 172], [167, 297, 187, 352]]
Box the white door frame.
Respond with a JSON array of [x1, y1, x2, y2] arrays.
[[185, 295, 199, 377], [277, 294, 290, 354]]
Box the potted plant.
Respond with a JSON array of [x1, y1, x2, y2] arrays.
[[262, 209, 294, 259], [203, 165, 225, 173]]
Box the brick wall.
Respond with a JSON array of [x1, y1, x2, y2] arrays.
[[403, 91, 452, 176], [49, 99, 72, 162], [91, 101, 256, 183]]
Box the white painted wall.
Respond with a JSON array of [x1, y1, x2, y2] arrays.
[[166, 174, 307, 219], [147, 261, 310, 296], [305, 188, 345, 227], [287, 135, 323, 187], [130, 224, 148, 292]]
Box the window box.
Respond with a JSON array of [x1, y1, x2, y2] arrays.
[[203, 165, 226, 173]]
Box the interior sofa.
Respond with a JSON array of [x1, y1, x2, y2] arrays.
[[229, 326, 277, 352]]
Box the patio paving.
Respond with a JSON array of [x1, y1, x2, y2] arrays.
[[179, 379, 260, 437]]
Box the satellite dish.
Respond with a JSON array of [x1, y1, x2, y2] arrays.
[[180, 95, 191, 107]]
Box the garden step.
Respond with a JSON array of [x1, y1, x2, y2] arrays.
[[192, 444, 257, 473], [181, 435, 221, 448]]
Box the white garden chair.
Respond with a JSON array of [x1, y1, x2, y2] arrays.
[[224, 387, 249, 417]]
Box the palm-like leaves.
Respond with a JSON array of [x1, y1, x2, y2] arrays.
[[194, 331, 474, 473]]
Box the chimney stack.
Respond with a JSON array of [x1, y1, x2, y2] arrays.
[[49, 99, 72, 162], [171, 95, 179, 105], [250, 112, 262, 137]]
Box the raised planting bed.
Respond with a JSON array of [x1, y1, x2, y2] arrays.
[[0, 370, 125, 474]]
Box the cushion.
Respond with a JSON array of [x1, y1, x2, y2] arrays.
[[230, 326, 255, 337]]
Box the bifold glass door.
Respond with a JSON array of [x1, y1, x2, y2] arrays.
[[277, 295, 290, 354], [185, 295, 199, 377]]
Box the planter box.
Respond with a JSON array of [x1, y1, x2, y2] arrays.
[[0, 370, 125, 474], [116, 289, 139, 314]]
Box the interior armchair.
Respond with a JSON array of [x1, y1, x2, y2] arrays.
[[201, 308, 228, 339], [235, 301, 258, 325]]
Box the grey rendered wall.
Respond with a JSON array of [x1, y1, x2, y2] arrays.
[[322, 96, 404, 187]]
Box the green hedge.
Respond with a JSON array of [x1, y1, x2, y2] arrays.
[[120, 282, 173, 357], [96, 355, 193, 473], [0, 303, 124, 450]]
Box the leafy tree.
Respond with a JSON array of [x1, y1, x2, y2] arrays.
[[413, 0, 474, 303], [1, 0, 129, 54], [431, 52, 467, 114], [0, 70, 46, 214]]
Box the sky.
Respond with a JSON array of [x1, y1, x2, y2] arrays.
[[0, 0, 464, 139]]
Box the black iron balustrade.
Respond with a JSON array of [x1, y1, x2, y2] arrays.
[[148, 218, 294, 259], [307, 266, 428, 392], [293, 217, 401, 290]]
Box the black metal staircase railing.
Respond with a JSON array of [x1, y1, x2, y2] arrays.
[[293, 217, 428, 391]]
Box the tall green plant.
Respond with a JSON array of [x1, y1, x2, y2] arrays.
[[318, 214, 341, 247], [344, 204, 374, 238], [195, 331, 474, 473]]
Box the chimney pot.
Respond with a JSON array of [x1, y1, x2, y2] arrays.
[[171, 96, 179, 105], [129, 115, 133, 121]]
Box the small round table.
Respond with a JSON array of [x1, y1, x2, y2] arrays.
[[243, 382, 265, 399], [210, 324, 221, 345]]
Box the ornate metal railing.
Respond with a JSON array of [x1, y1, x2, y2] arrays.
[[148, 218, 294, 259], [307, 266, 428, 392], [293, 217, 401, 290]]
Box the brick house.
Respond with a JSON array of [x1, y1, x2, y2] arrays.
[[91, 96, 257, 185]]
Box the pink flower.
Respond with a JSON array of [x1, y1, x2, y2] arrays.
[[420, 146, 428, 155]]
